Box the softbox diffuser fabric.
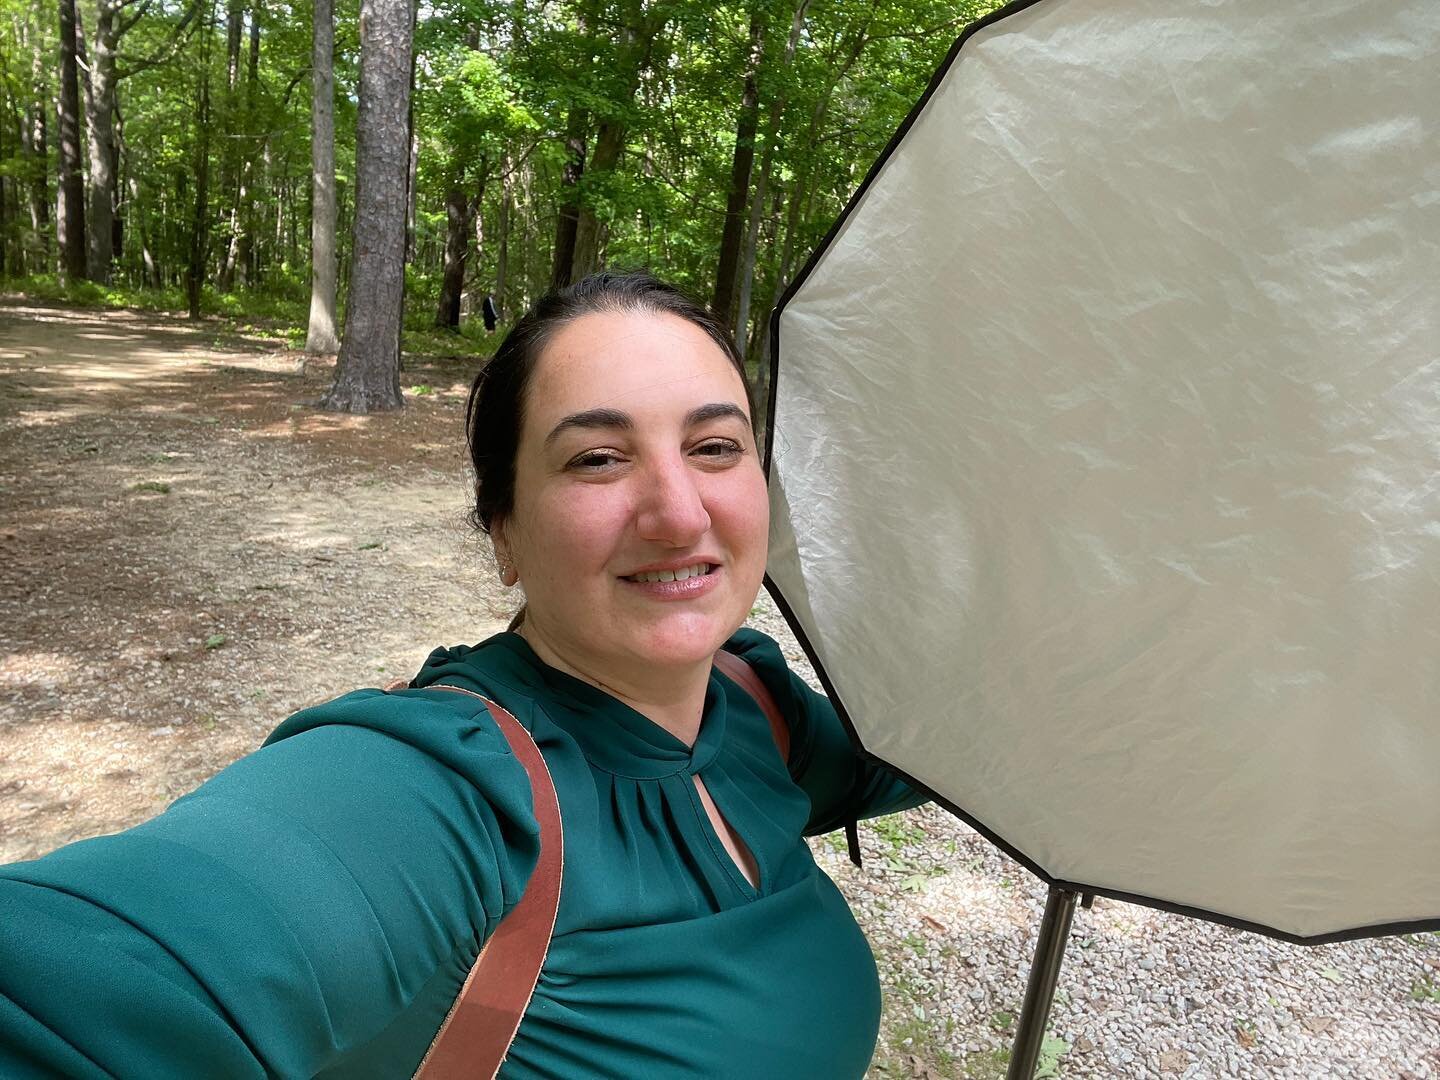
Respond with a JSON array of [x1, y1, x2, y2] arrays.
[[765, 0, 1439, 943]]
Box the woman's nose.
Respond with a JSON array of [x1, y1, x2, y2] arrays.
[[635, 456, 711, 545]]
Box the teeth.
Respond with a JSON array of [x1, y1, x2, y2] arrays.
[[628, 563, 711, 583]]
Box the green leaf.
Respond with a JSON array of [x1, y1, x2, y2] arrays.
[[1035, 1035, 1070, 1078], [204, 634, 228, 650]]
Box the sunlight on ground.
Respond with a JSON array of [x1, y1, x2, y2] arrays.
[[0, 651, 81, 689]]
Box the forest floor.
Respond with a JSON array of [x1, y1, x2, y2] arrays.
[[2, 299, 1438, 1079]]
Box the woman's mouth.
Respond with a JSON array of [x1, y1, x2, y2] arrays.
[[623, 562, 715, 583], [620, 562, 720, 597]]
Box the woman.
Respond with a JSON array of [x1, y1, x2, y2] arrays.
[[0, 272, 924, 1078]]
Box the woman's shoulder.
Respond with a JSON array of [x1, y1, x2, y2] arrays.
[[263, 632, 542, 780]]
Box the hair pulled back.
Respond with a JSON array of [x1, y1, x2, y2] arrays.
[[464, 270, 754, 536]]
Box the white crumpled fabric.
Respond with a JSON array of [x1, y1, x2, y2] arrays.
[[767, 0, 1439, 941]]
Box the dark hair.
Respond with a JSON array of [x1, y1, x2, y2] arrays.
[[465, 270, 754, 536]]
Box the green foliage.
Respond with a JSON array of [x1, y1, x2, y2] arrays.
[[1, 0, 1007, 360], [1035, 1034, 1070, 1078], [129, 480, 172, 494]]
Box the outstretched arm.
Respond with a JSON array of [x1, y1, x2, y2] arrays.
[[0, 689, 537, 1079]]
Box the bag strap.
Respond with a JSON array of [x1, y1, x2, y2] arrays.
[[408, 686, 563, 1080], [712, 648, 789, 763], [400, 649, 789, 1079], [713, 650, 859, 867]]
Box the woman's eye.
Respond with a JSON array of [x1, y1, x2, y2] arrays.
[[692, 439, 744, 461], [568, 450, 624, 470]]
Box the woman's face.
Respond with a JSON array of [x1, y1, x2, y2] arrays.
[[497, 308, 769, 675]]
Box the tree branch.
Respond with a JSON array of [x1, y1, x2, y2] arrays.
[[117, 0, 202, 78]]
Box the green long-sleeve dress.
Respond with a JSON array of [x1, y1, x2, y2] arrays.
[[0, 628, 924, 1079]]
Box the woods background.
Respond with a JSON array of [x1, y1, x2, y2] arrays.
[[0, 0, 999, 410]]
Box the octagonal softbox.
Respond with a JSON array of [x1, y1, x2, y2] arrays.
[[766, 0, 1439, 943]]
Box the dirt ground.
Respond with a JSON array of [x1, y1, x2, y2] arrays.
[[0, 299, 509, 861]]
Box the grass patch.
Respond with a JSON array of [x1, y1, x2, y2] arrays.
[[129, 480, 171, 494], [1411, 976, 1440, 1003]]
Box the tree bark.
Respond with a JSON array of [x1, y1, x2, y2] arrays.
[[550, 106, 586, 290], [712, 11, 763, 325], [570, 118, 623, 280], [570, 5, 664, 281], [21, 20, 52, 269], [57, 0, 87, 281], [235, 8, 261, 286], [494, 161, 511, 324], [322, 0, 412, 413], [434, 178, 473, 328], [186, 36, 213, 319], [83, 0, 119, 283], [736, 0, 809, 350], [305, 0, 340, 353]]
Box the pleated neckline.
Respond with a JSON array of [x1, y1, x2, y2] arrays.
[[422, 633, 729, 780]]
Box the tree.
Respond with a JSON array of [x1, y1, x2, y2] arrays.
[[57, 0, 88, 280], [305, 0, 340, 353], [185, 0, 214, 318], [712, 8, 763, 326], [321, 0, 412, 413]]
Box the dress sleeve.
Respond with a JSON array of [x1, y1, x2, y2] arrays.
[[724, 629, 929, 836], [0, 688, 538, 1080]]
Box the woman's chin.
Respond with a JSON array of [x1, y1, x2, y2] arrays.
[[629, 613, 742, 668]]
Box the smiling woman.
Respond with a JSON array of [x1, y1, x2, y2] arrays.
[[0, 271, 926, 1080]]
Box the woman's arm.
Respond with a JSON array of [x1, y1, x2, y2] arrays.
[[723, 629, 928, 836], [0, 689, 537, 1079]]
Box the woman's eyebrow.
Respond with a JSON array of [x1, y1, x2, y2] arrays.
[[544, 402, 748, 446], [686, 402, 749, 427], [545, 407, 633, 446]]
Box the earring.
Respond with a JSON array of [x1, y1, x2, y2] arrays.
[[497, 555, 518, 587]]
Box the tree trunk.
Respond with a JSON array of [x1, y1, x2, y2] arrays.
[[236, 8, 261, 285], [571, 118, 624, 280], [736, 0, 808, 350], [494, 162, 511, 324], [434, 179, 472, 328], [111, 101, 126, 262], [56, 0, 87, 281], [133, 176, 160, 287], [305, 0, 340, 353], [23, 21, 52, 268], [214, 0, 245, 291], [187, 38, 213, 319], [322, 0, 412, 413], [226, 0, 243, 88], [83, 0, 119, 283], [403, 0, 419, 264], [550, 106, 586, 289], [712, 11, 763, 324], [570, 7, 663, 281]]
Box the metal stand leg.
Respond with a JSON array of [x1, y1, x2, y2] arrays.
[[1005, 886, 1079, 1080]]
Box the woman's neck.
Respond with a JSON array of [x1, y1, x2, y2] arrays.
[[516, 622, 711, 746]]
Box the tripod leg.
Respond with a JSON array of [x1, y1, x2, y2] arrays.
[[1005, 885, 1079, 1080]]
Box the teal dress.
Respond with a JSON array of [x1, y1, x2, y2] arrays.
[[0, 629, 923, 1078]]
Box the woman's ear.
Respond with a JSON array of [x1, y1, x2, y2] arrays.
[[492, 521, 519, 587]]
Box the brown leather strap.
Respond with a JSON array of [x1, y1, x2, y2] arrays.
[[712, 649, 790, 763], [408, 686, 563, 1080]]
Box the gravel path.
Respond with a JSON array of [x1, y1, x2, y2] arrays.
[[2, 300, 1437, 1078]]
